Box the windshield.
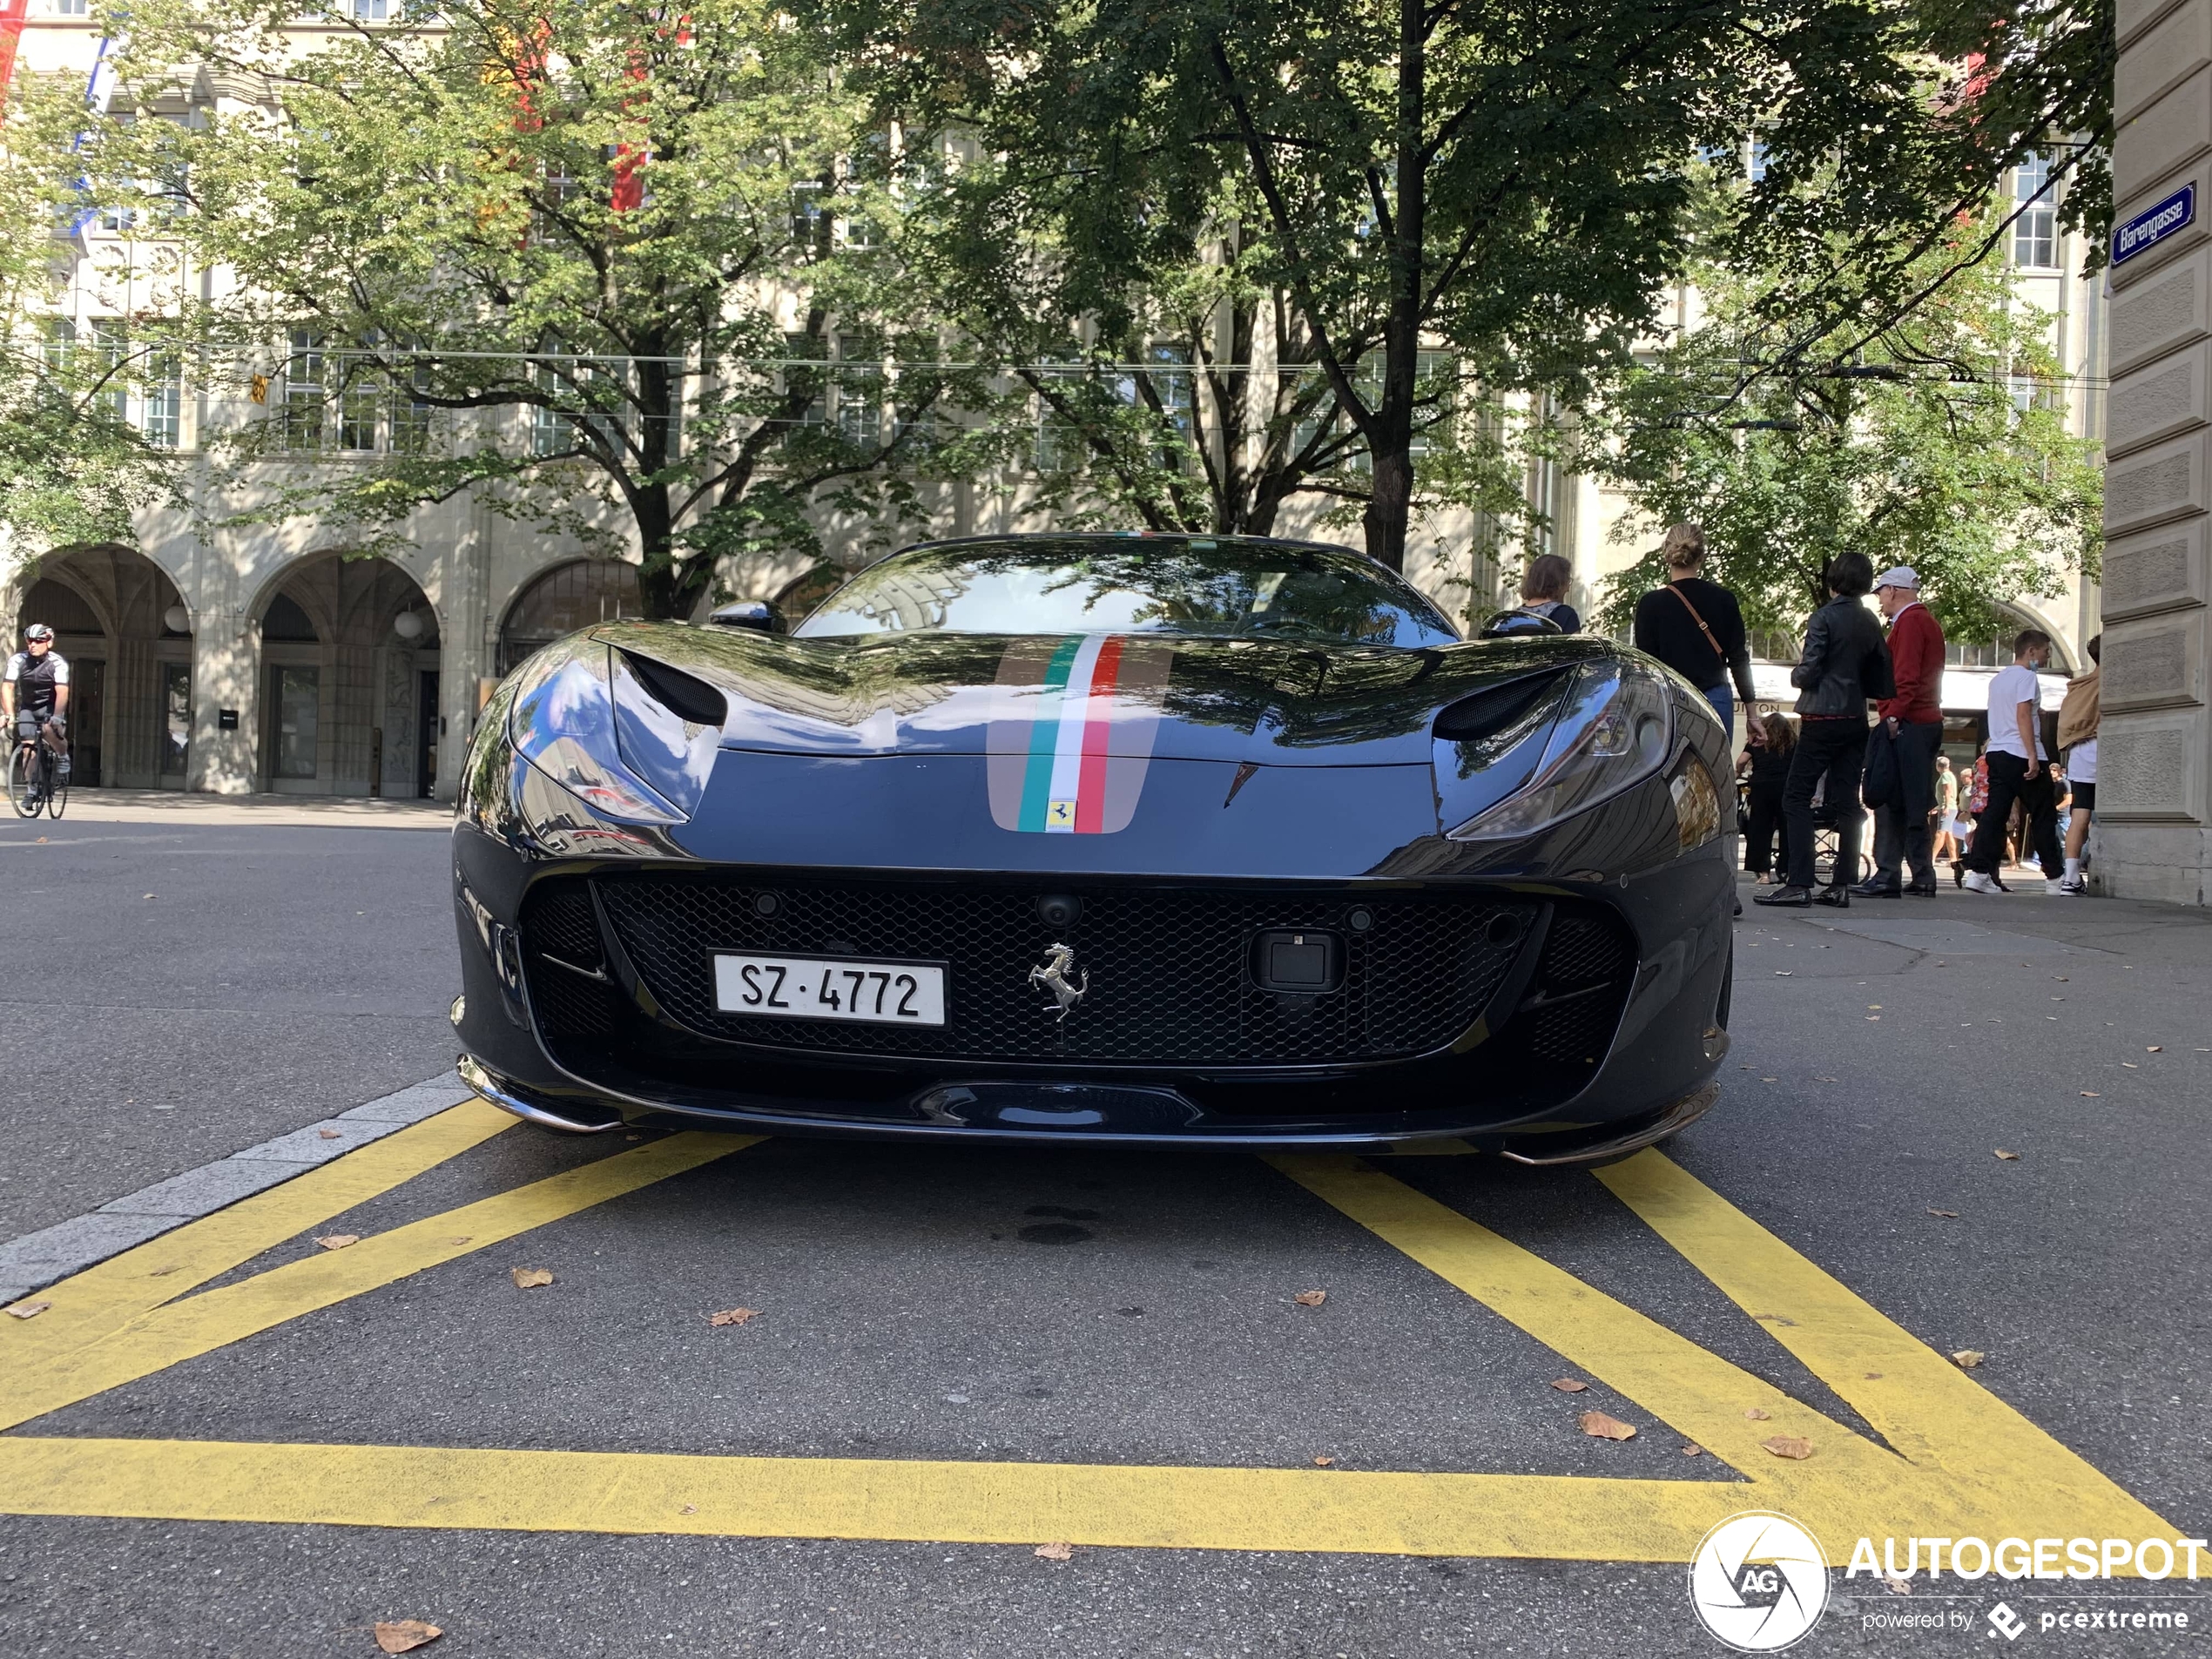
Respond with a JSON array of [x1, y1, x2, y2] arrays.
[[792, 537, 1459, 647]]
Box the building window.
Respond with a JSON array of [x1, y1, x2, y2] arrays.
[[391, 360, 433, 455], [161, 661, 191, 774], [336, 362, 381, 452], [285, 330, 324, 451], [141, 354, 182, 448], [532, 357, 568, 455], [497, 560, 644, 674], [2013, 155, 2058, 269], [272, 666, 320, 779], [353, 0, 388, 17], [53, 0, 91, 14]]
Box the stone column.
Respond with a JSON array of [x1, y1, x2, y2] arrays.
[[186, 614, 260, 794], [2102, 0, 2212, 904]]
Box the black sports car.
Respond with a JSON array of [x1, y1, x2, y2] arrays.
[[451, 533, 1734, 1163]]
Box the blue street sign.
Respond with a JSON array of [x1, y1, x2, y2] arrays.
[[2114, 185, 2196, 266]]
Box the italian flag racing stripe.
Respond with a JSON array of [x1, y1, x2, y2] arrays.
[[1016, 634, 1126, 833]]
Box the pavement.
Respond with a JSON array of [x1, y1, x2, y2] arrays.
[[0, 810, 2206, 1657]]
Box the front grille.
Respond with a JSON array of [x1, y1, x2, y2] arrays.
[[520, 882, 624, 1041], [1517, 907, 1637, 1068], [579, 874, 1539, 1067]]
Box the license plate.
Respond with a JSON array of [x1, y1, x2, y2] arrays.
[[712, 953, 947, 1026]]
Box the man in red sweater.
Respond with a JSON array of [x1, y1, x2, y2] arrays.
[[1855, 566, 1947, 896]]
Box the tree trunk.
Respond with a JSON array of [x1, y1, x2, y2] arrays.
[[1362, 448, 1414, 571], [1361, 0, 1425, 573]]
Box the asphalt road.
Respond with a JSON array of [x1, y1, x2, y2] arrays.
[[1, 821, 2206, 1657]]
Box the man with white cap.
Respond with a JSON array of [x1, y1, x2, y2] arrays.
[[1853, 566, 1946, 896]]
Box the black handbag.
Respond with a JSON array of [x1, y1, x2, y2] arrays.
[[1862, 720, 1899, 808]]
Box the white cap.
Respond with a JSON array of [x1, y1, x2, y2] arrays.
[[1873, 565, 1919, 591]]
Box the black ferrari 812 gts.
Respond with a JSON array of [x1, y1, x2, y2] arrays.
[[450, 533, 1733, 1163]]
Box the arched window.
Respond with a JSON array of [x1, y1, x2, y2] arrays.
[[16, 577, 105, 637], [261, 591, 320, 642], [497, 560, 644, 675]]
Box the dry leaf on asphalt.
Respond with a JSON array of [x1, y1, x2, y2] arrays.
[[680, 1504, 698, 1514], [4, 1300, 51, 1320], [1884, 1576, 1912, 1596], [318, 1129, 342, 1140], [448, 1237, 471, 1246], [1312, 1455, 1334, 1467], [510, 1267, 555, 1290], [1292, 1290, 1326, 1307], [1927, 1209, 1959, 1218], [708, 1308, 760, 1327], [314, 1235, 360, 1251], [2122, 1062, 2139, 1069], [2080, 1092, 2101, 1098], [2148, 1046, 2162, 1053], [1994, 1150, 2021, 1160], [1034, 1541, 1074, 1561], [1682, 1444, 1704, 1457], [1549, 1378, 1589, 1393], [1743, 1407, 1771, 1420], [1762, 1435, 1815, 1460], [1952, 1350, 1986, 1369], [1577, 1412, 1637, 1441], [373, 1622, 443, 1654]]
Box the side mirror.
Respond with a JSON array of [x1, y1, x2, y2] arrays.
[[708, 600, 787, 635], [1476, 608, 1565, 640]]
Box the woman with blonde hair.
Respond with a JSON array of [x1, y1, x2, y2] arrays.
[[1632, 523, 1756, 732]]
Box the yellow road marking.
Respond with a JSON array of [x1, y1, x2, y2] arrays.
[[0, 1437, 1743, 1558], [0, 1132, 760, 1433], [0, 1101, 515, 1367]]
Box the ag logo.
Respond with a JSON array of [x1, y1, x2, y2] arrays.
[[1689, 1511, 1830, 1651]]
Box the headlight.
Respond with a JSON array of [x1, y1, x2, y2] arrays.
[[505, 635, 724, 826], [1446, 659, 1673, 841]]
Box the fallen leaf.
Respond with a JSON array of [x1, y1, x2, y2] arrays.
[[318, 1129, 342, 1140], [1681, 1444, 1704, 1457], [448, 1236, 471, 1246], [2080, 1092, 2100, 1098], [142, 893, 155, 900], [1762, 1435, 1815, 1460], [34, 836, 44, 843], [1743, 1407, 1771, 1420], [1866, 1015, 1880, 1021], [1578, 1411, 1637, 1441], [680, 1504, 698, 1514], [1867, 1005, 1882, 1010], [374, 1622, 443, 1654], [1926, 1209, 1959, 1218], [2053, 976, 2067, 981], [1773, 970, 1791, 976], [148, 1265, 183, 1278], [708, 1307, 760, 1327], [1751, 1313, 1797, 1326], [1951, 1349, 1985, 1369], [510, 1267, 555, 1289], [1994, 1150, 2020, 1161], [1865, 1372, 1884, 1379], [1549, 1378, 1589, 1393], [1034, 1541, 1074, 1561], [2148, 1046, 2162, 1053], [2121, 1062, 2138, 1069], [1761, 1076, 1777, 1082], [1292, 1290, 1326, 1307], [314, 1235, 360, 1251], [1312, 1455, 1334, 1467], [4, 1299, 51, 1320], [1884, 1575, 1912, 1596]]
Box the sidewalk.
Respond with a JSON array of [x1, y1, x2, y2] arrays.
[[20, 787, 451, 830]]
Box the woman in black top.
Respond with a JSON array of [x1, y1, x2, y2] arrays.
[[1631, 524, 1757, 734], [1737, 711, 1794, 882], [1517, 553, 1581, 633]]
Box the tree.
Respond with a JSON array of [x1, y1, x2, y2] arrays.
[[91, 0, 1000, 620], [844, 0, 2109, 573], [1592, 212, 2102, 641], [0, 109, 180, 567]]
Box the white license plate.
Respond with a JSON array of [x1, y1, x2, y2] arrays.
[[712, 953, 947, 1026]]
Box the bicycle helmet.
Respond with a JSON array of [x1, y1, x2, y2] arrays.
[[23, 624, 53, 642]]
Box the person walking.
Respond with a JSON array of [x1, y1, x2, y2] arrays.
[[1931, 756, 1959, 867], [1633, 524, 1756, 733], [2056, 633, 2101, 894], [1738, 711, 1793, 882], [1516, 554, 1581, 633], [1963, 630, 2064, 894], [1854, 567, 1946, 896], [1754, 551, 1892, 908]]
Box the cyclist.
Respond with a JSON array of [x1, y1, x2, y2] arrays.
[[3, 623, 71, 781]]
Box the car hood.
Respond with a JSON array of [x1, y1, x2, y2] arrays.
[[595, 620, 1614, 768]]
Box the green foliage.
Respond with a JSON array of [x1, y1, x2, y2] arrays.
[[1593, 214, 2102, 641], [87, 0, 1004, 618]]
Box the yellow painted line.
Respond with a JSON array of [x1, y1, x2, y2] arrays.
[[1597, 1150, 2180, 1541], [0, 1101, 516, 1367], [0, 1437, 1748, 1559], [0, 1132, 761, 1433]]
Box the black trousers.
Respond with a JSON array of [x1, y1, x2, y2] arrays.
[[1744, 782, 1784, 873], [1783, 718, 1867, 889], [1966, 752, 2062, 877], [1870, 718, 1942, 887]]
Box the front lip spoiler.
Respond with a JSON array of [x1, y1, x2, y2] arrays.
[[457, 1055, 626, 1135], [1494, 1082, 1718, 1168]]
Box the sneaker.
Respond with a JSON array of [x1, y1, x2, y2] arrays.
[[1962, 871, 1999, 894], [2058, 877, 2087, 895], [56, 757, 70, 779], [2044, 878, 2068, 895]]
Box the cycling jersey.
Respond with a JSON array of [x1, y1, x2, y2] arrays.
[[3, 649, 70, 715]]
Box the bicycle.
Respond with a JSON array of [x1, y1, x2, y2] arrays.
[[9, 714, 68, 819]]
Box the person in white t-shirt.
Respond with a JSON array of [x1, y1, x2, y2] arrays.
[[1963, 629, 2063, 894], [2055, 633, 2101, 894]]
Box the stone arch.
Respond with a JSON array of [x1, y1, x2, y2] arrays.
[[7, 544, 193, 787], [495, 558, 644, 676], [248, 552, 443, 797]]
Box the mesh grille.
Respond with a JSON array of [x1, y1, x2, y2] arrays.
[[583, 875, 1537, 1067], [1516, 907, 1637, 1068], [520, 881, 621, 1040]]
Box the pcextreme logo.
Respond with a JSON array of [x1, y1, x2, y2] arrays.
[[1689, 1511, 1831, 1652]]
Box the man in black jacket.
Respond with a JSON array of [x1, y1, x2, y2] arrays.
[[1754, 552, 1893, 908]]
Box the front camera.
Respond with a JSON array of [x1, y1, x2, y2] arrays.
[[1036, 894, 1083, 931]]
